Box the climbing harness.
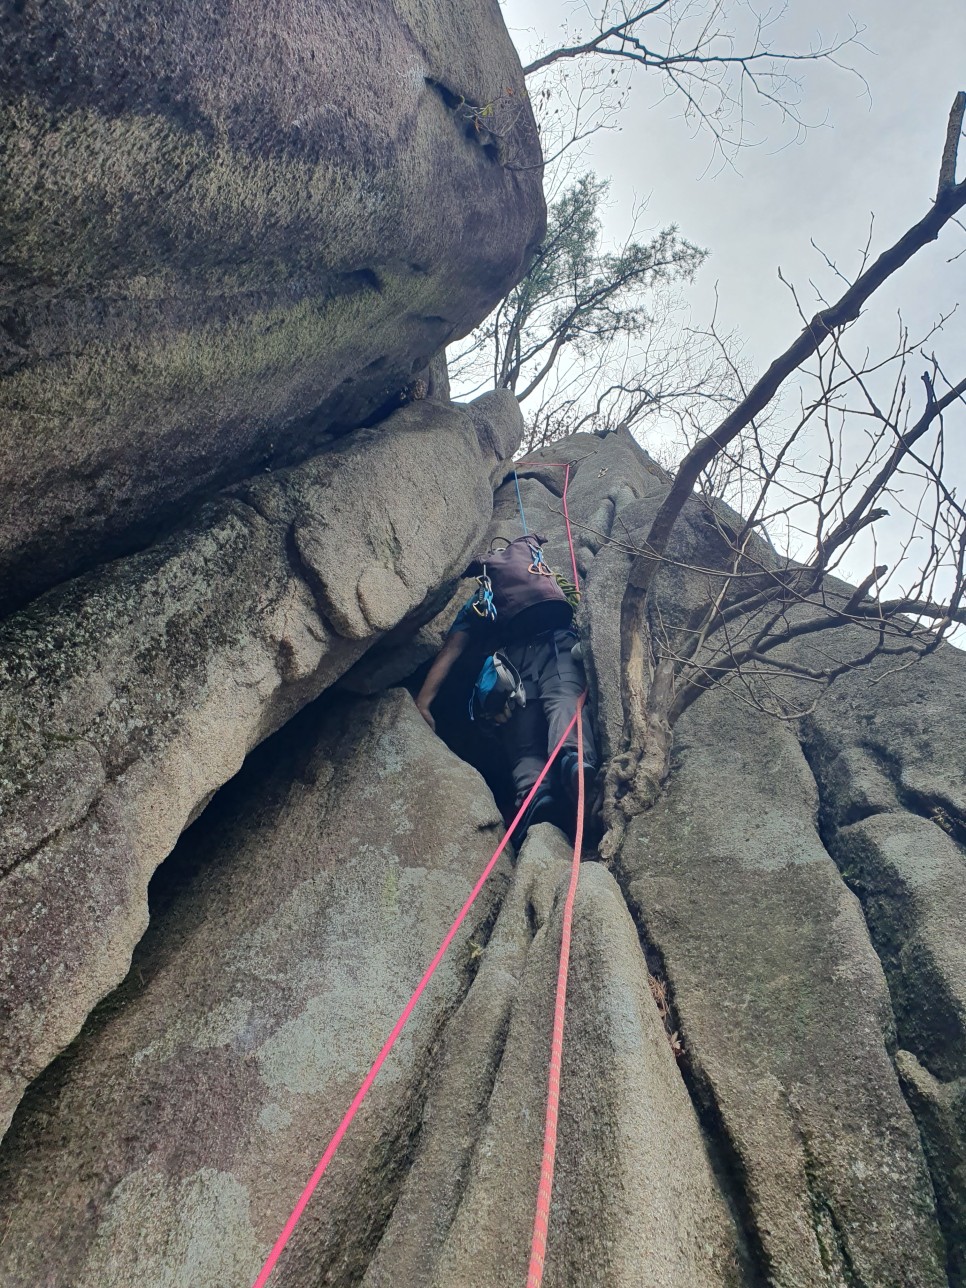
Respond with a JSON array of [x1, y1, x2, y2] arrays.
[[251, 460, 587, 1288]]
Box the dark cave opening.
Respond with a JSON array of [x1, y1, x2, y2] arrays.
[[402, 645, 519, 822]]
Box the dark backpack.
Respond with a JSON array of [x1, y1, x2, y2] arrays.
[[466, 534, 571, 626]]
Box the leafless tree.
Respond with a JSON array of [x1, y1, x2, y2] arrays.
[[522, 0, 866, 162], [558, 92, 966, 857], [452, 1, 871, 462]]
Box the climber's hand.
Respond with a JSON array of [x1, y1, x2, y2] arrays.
[[416, 702, 436, 732]]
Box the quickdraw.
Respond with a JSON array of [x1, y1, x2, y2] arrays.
[[472, 570, 497, 620], [527, 544, 554, 577]]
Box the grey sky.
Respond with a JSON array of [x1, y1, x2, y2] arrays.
[[485, 0, 965, 596], [502, 0, 965, 373]]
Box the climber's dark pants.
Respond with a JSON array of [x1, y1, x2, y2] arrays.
[[500, 629, 597, 807]]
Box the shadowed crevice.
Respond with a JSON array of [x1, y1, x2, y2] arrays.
[[798, 722, 963, 1279], [608, 860, 771, 1288]]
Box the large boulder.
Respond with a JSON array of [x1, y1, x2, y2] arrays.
[[0, 390, 521, 1140], [0, 689, 512, 1287], [0, 0, 545, 608]]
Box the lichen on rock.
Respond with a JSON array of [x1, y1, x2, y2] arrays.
[[0, 0, 545, 608], [0, 390, 522, 1141]]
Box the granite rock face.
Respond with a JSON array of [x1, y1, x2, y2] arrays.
[[0, 0, 545, 607], [0, 390, 521, 1141], [363, 826, 744, 1288], [617, 690, 946, 1286], [0, 690, 512, 1288], [800, 642, 966, 1283], [1, 428, 964, 1285]]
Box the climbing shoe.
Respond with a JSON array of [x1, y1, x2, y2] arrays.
[[559, 750, 597, 809], [515, 787, 565, 844]]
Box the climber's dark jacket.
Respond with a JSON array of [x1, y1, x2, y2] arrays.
[[449, 534, 596, 813], [452, 533, 573, 647]]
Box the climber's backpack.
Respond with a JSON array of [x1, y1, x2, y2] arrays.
[[469, 651, 527, 724], [466, 534, 573, 625]]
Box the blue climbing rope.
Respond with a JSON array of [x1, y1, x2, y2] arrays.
[[512, 469, 529, 535]]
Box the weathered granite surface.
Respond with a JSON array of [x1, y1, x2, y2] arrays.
[[0, 0, 545, 607], [0, 390, 521, 1140], [1, 429, 964, 1285], [0, 690, 511, 1287]]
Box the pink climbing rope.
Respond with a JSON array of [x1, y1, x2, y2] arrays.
[[514, 458, 582, 591], [559, 464, 580, 590], [513, 455, 586, 1286], [526, 694, 586, 1288], [252, 456, 589, 1288], [251, 707, 582, 1288]]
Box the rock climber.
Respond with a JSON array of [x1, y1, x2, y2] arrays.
[[415, 533, 597, 839]]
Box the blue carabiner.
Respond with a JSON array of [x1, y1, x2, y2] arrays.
[[472, 572, 498, 620], [528, 545, 553, 576]]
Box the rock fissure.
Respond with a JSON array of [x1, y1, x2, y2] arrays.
[[2, 55, 964, 1273], [796, 1122, 861, 1288], [0, 787, 101, 884], [306, 1010, 454, 1287], [406, 996, 515, 1262], [797, 698, 966, 1278], [611, 864, 772, 1288], [900, 786, 966, 851], [800, 724, 966, 1083], [857, 736, 966, 849]]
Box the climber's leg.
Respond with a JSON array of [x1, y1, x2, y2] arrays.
[[498, 692, 563, 839], [535, 630, 598, 807], [500, 684, 547, 805]]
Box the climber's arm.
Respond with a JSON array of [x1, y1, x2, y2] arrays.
[[415, 630, 470, 731]]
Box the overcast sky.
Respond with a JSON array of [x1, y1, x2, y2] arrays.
[[490, 0, 965, 595], [501, 0, 965, 378]]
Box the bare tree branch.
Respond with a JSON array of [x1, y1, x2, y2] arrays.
[[598, 95, 966, 856], [938, 90, 965, 197], [641, 164, 966, 581], [521, 1, 867, 161]]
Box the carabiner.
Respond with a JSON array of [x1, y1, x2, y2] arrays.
[[472, 572, 497, 620], [528, 545, 553, 576]]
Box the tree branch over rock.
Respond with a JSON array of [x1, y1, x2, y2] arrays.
[[448, 172, 742, 454], [598, 93, 966, 857], [522, 0, 866, 158]]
